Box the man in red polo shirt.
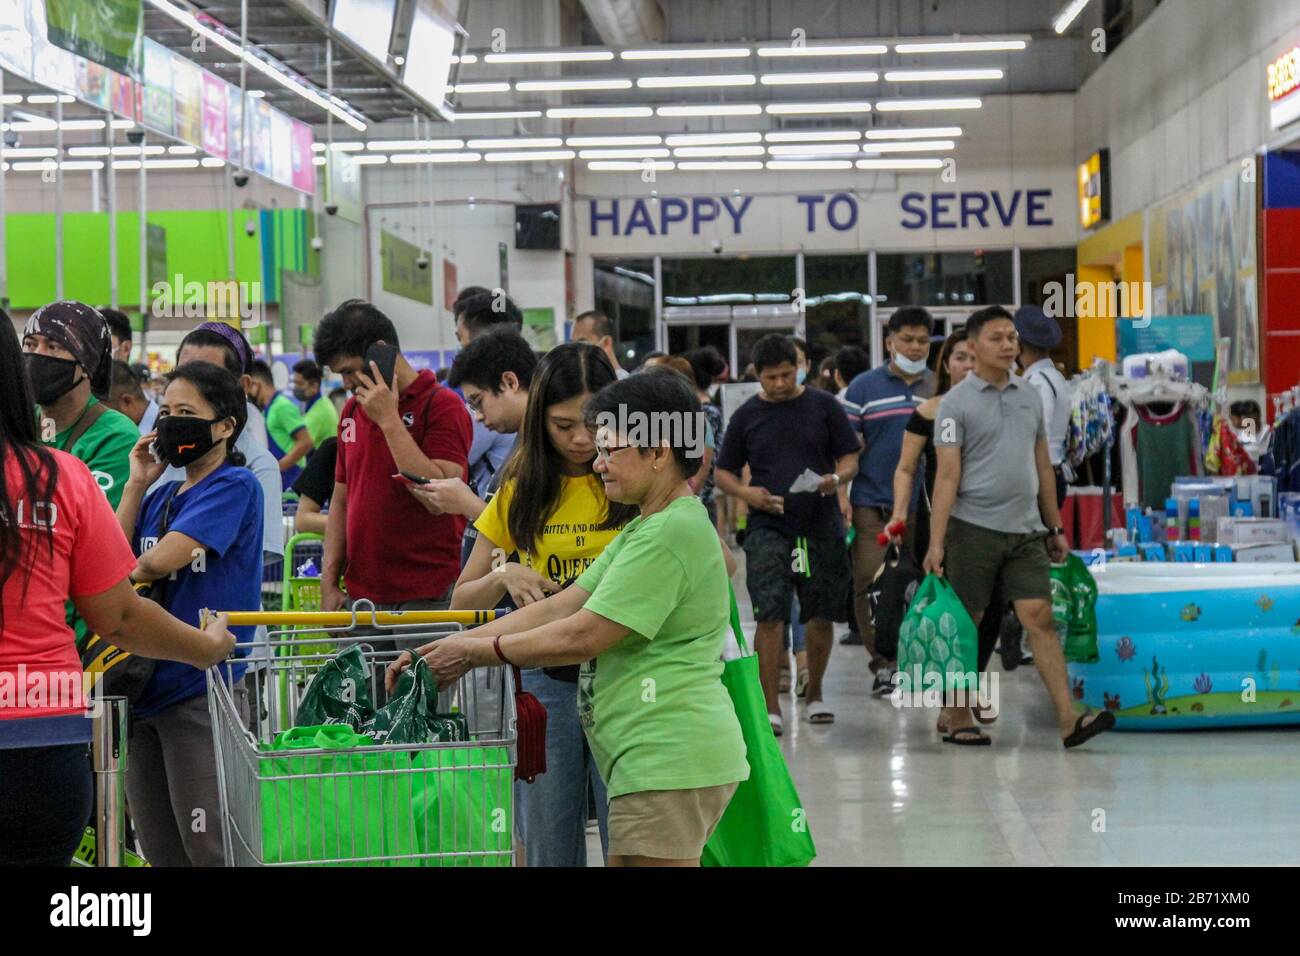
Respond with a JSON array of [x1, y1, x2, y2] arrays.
[[313, 300, 472, 635]]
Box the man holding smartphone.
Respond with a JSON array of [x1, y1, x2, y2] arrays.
[[312, 300, 473, 643]]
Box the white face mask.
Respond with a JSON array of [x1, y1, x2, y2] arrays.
[[893, 352, 928, 376]]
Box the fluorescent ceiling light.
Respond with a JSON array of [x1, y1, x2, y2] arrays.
[[26, 94, 74, 104], [11, 160, 61, 171], [0, 94, 20, 104], [111, 120, 134, 129], [6, 118, 114, 132], [864, 126, 962, 139], [566, 135, 663, 146], [757, 43, 887, 57], [621, 48, 750, 60], [656, 104, 763, 116], [483, 50, 614, 63], [766, 130, 861, 142], [168, 145, 198, 155], [884, 68, 1003, 82], [59, 160, 105, 171], [468, 137, 563, 149], [665, 132, 763, 146], [147, 0, 366, 130], [578, 148, 671, 159], [760, 71, 879, 85], [367, 139, 464, 151], [484, 150, 577, 162], [874, 98, 982, 111], [1054, 0, 1092, 33], [350, 155, 388, 165], [860, 139, 956, 152], [516, 78, 633, 91], [677, 161, 764, 170], [894, 39, 1027, 53], [1, 147, 58, 158], [766, 159, 854, 170], [765, 101, 872, 114], [138, 158, 201, 169], [327, 141, 365, 151], [390, 152, 482, 164], [67, 145, 164, 156], [449, 109, 543, 120], [450, 54, 479, 64], [767, 143, 860, 155], [672, 145, 766, 157], [855, 157, 945, 169], [246, 89, 266, 98], [449, 82, 511, 93], [312, 156, 326, 166], [200, 157, 225, 167], [546, 106, 654, 118], [588, 160, 675, 171], [637, 74, 756, 89]]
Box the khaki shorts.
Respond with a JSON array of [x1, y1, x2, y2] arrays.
[[607, 782, 740, 860], [944, 517, 1052, 617]]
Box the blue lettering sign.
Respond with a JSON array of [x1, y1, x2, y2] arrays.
[[898, 190, 1053, 230], [660, 197, 689, 234], [1026, 189, 1053, 226], [827, 193, 858, 231], [720, 195, 752, 233], [625, 199, 656, 235], [797, 194, 826, 231], [590, 199, 620, 236], [960, 192, 990, 228], [691, 197, 720, 234], [930, 192, 957, 229], [991, 191, 1022, 227], [900, 192, 926, 229]]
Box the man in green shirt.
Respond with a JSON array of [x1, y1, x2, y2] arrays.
[[247, 359, 314, 489], [22, 300, 140, 651], [292, 357, 339, 449]]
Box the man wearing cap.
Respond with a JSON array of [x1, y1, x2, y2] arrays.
[[1014, 305, 1071, 509]]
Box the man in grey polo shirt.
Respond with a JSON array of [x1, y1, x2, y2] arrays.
[[925, 306, 1114, 750]]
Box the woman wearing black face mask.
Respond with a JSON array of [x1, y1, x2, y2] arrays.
[[113, 361, 264, 867]]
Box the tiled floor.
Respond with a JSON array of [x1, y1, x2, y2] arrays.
[[588, 577, 1300, 867]]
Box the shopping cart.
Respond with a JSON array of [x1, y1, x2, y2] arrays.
[[207, 606, 516, 867]]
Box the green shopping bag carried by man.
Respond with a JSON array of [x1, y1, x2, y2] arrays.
[[895, 574, 979, 698], [702, 587, 816, 868]]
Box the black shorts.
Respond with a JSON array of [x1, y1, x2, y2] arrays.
[[742, 526, 851, 625]]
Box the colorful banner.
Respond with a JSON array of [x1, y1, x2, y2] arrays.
[[1117, 314, 1217, 362], [170, 54, 203, 147], [201, 71, 228, 158], [226, 85, 244, 167], [270, 108, 292, 187], [44, 0, 142, 76], [290, 120, 315, 193], [252, 98, 272, 178], [109, 69, 137, 121], [74, 55, 109, 108], [141, 36, 173, 135], [380, 230, 433, 304], [1148, 159, 1259, 384]]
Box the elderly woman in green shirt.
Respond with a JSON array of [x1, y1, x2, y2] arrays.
[[390, 371, 748, 867]]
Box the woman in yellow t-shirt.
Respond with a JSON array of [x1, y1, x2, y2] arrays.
[[451, 343, 635, 868]]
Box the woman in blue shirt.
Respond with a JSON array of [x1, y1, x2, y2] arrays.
[[114, 361, 264, 867]]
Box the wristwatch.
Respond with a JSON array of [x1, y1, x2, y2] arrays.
[[1049, 526, 1066, 537]]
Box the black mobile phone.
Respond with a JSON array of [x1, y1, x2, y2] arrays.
[[396, 470, 432, 486], [364, 341, 399, 388]]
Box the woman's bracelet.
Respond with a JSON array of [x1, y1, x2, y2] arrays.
[[493, 634, 513, 666]]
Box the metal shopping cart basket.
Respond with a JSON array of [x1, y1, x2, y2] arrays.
[[207, 606, 516, 867]]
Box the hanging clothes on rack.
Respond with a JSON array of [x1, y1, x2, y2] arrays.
[[1205, 416, 1257, 477], [1123, 402, 1203, 509], [1262, 402, 1300, 493]]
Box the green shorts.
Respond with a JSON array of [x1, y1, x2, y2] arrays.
[[944, 517, 1051, 616]]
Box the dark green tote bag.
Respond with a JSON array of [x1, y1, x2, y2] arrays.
[[702, 587, 816, 867]]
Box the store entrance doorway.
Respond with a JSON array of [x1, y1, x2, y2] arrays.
[[662, 304, 800, 378]]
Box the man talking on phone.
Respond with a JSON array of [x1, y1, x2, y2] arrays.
[[313, 300, 473, 654]]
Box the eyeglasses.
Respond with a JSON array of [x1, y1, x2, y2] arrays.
[[594, 444, 636, 464], [464, 391, 484, 414]]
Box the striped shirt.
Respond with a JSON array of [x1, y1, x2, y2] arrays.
[[843, 364, 933, 508]]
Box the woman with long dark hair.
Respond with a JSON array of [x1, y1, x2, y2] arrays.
[[0, 323, 234, 867], [114, 360, 264, 865], [450, 343, 636, 866]]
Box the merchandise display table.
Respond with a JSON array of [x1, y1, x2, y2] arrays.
[[1069, 563, 1300, 729]]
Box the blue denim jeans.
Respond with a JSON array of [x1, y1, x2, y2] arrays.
[[782, 594, 806, 654], [515, 668, 609, 867]]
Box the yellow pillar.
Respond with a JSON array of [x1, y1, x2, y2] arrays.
[[1121, 243, 1145, 317], [1076, 264, 1118, 365]]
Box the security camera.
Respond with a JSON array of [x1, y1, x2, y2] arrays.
[[244, 220, 257, 237], [310, 235, 324, 251], [324, 202, 339, 216], [233, 169, 249, 187], [3, 130, 17, 149], [711, 239, 723, 255], [125, 129, 144, 145], [415, 254, 430, 271]]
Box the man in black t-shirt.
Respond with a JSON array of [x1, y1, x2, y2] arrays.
[[292, 436, 337, 536], [716, 334, 860, 735]]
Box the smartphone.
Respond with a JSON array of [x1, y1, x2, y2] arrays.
[[393, 471, 431, 486], [364, 341, 399, 389]]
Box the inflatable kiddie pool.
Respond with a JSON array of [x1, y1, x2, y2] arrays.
[[1067, 563, 1300, 729]]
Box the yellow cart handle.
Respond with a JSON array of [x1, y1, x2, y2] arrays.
[[205, 609, 500, 628]]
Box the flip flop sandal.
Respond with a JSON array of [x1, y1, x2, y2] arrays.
[[1063, 710, 1115, 749], [769, 713, 784, 737], [795, 668, 810, 699], [806, 700, 835, 724], [942, 726, 992, 746], [972, 704, 998, 725]]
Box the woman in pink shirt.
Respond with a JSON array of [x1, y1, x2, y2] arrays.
[[0, 320, 234, 866]]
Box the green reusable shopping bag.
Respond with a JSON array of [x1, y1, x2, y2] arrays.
[[294, 645, 373, 731], [896, 575, 979, 696], [1062, 553, 1099, 663], [359, 657, 467, 745], [408, 745, 514, 867], [701, 586, 816, 868]]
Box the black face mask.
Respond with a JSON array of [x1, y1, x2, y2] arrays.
[[25, 353, 85, 405], [154, 414, 222, 468]]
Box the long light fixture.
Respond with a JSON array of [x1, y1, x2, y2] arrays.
[[483, 50, 614, 63], [860, 139, 956, 153], [665, 132, 763, 146], [622, 47, 750, 60], [484, 150, 577, 162], [757, 43, 887, 57], [677, 160, 764, 170], [390, 152, 482, 164], [146, 0, 367, 131], [588, 160, 675, 171], [864, 126, 962, 139], [767, 143, 860, 155], [367, 139, 464, 151], [577, 148, 671, 159], [766, 159, 854, 170], [855, 157, 945, 169], [200, 157, 225, 167], [26, 94, 74, 104], [67, 145, 165, 156], [874, 98, 981, 111], [1, 146, 58, 158], [448, 109, 543, 120], [3, 118, 133, 132], [656, 104, 763, 116], [168, 145, 198, 155], [636, 74, 756, 89], [883, 68, 1003, 82], [449, 82, 511, 93], [516, 78, 633, 91], [111, 158, 202, 170], [311, 141, 365, 151], [765, 101, 872, 114], [566, 135, 663, 146], [760, 71, 879, 85], [765, 130, 862, 142], [546, 106, 654, 118], [894, 39, 1027, 53], [468, 137, 563, 149], [1054, 0, 1093, 33], [672, 145, 766, 157]]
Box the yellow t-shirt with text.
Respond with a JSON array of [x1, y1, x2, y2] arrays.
[[472, 475, 622, 585]]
